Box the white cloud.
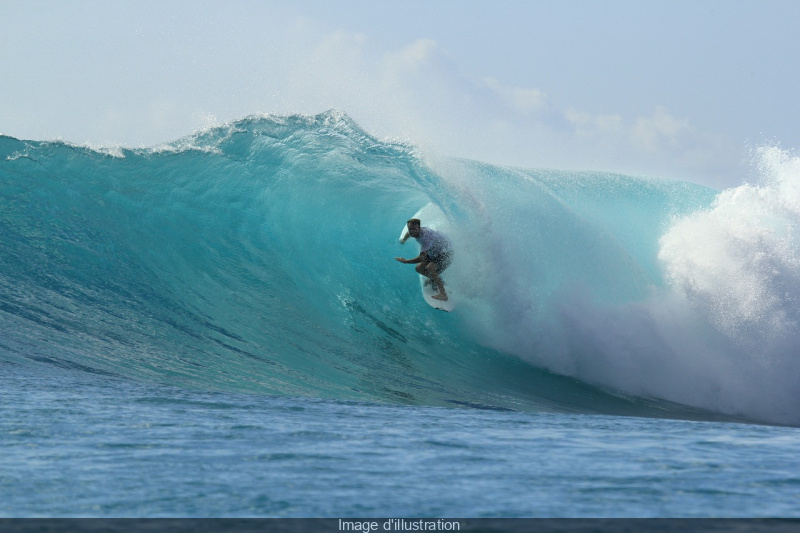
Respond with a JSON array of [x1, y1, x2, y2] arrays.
[[384, 38, 439, 74], [564, 108, 623, 136], [559, 105, 737, 187], [632, 107, 694, 153], [483, 78, 547, 115], [312, 30, 369, 65], [565, 105, 697, 152]]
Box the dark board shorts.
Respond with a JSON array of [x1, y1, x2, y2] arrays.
[[424, 249, 453, 273]]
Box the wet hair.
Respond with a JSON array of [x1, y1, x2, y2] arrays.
[[407, 218, 421, 227]]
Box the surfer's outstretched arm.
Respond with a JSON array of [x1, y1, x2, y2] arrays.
[[395, 253, 425, 264]]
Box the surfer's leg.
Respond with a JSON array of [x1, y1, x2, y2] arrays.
[[416, 261, 447, 299], [415, 261, 432, 278], [426, 263, 448, 301], [416, 261, 433, 287]]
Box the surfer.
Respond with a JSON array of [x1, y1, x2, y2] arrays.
[[395, 218, 453, 301]]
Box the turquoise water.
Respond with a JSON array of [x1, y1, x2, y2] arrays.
[[2, 111, 800, 516]]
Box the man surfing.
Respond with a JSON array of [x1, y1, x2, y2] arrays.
[[395, 218, 453, 301]]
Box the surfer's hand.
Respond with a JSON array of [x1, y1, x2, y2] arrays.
[[395, 257, 408, 264]]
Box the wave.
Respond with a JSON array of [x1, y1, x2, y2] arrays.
[[1, 111, 797, 425]]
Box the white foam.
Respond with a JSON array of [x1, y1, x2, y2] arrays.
[[448, 153, 800, 425], [661, 147, 800, 344], [651, 146, 800, 423]]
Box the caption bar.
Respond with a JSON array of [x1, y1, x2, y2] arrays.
[[339, 520, 460, 531]]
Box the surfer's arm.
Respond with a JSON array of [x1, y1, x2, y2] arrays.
[[395, 252, 427, 264], [400, 233, 410, 244]]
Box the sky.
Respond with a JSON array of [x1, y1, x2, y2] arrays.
[[2, 0, 799, 189]]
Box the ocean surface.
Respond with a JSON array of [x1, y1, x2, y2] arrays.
[[1, 111, 799, 517]]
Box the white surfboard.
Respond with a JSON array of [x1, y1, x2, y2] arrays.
[[399, 204, 455, 312], [419, 276, 455, 312]]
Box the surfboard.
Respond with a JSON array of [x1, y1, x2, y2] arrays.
[[399, 204, 455, 312], [420, 276, 455, 312]]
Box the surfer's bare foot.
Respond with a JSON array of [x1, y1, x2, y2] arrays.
[[432, 293, 448, 301]]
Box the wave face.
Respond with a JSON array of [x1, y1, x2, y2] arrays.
[[1, 111, 798, 425]]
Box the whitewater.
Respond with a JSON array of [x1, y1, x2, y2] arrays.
[[2, 110, 800, 517]]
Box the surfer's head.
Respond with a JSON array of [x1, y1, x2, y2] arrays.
[[407, 218, 422, 237]]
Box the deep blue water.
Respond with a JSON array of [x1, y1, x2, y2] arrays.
[[3, 363, 800, 517], [2, 111, 800, 516]]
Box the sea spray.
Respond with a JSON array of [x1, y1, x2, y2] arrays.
[[658, 146, 800, 422]]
